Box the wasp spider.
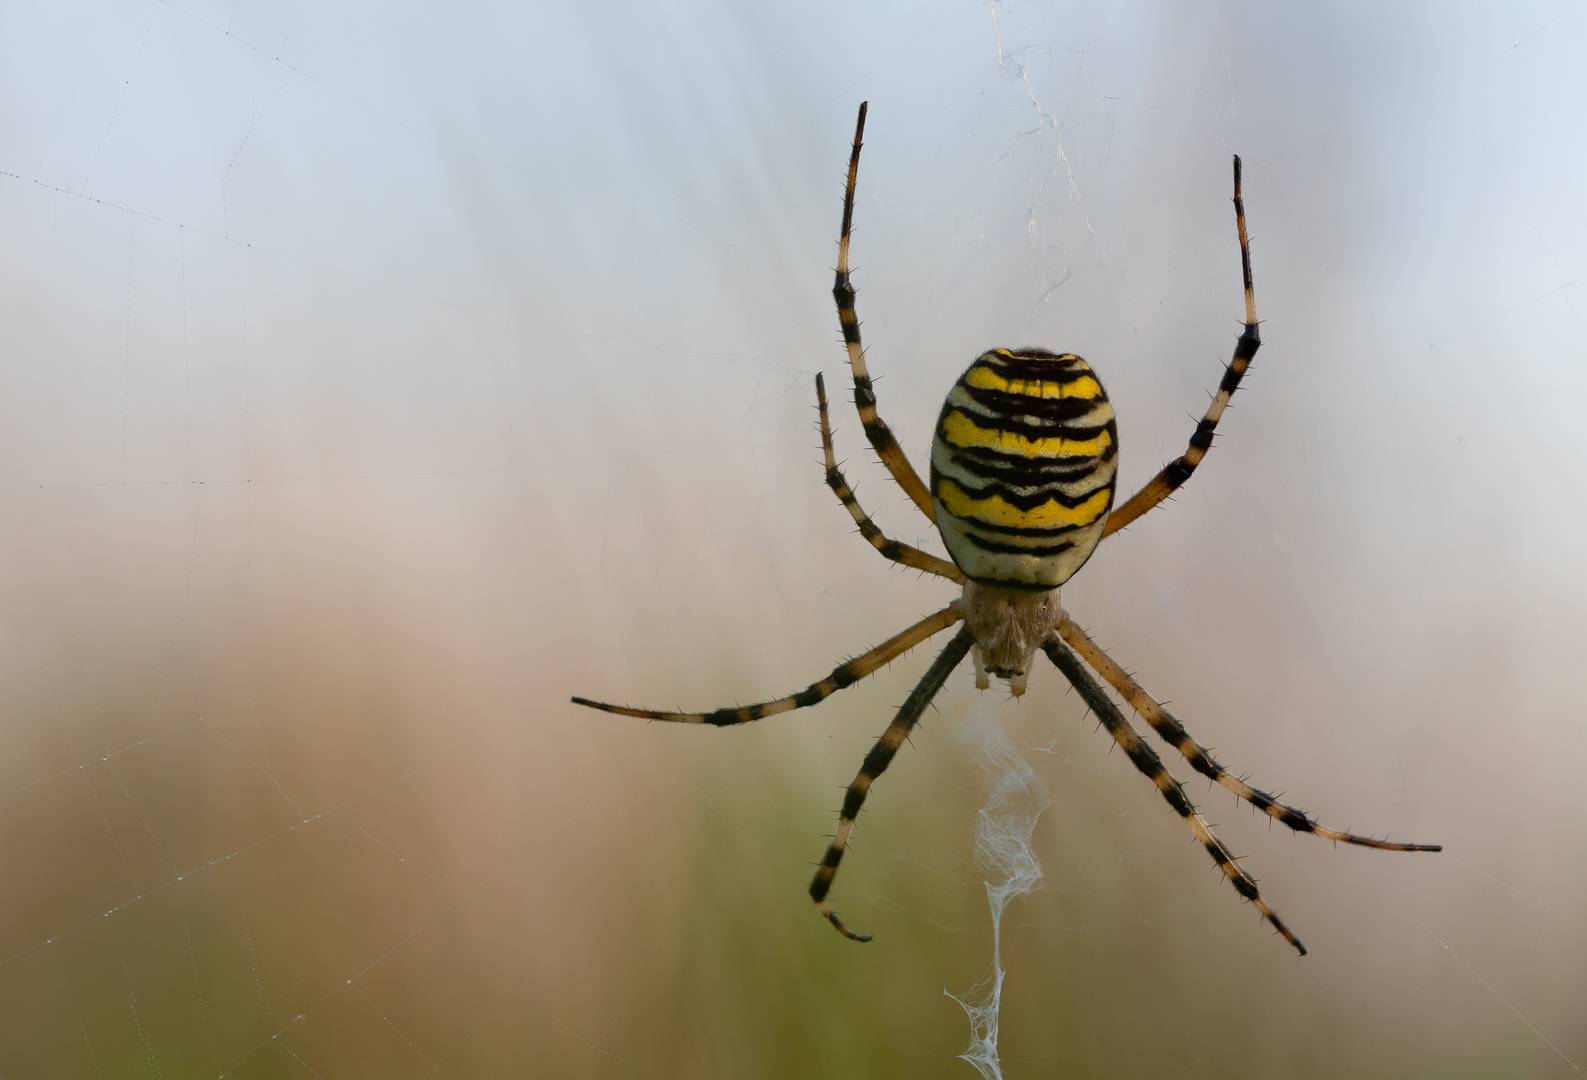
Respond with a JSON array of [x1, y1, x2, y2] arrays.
[[574, 103, 1440, 953]]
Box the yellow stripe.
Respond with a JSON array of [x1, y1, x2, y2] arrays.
[[938, 479, 1110, 529], [941, 410, 1112, 458], [964, 364, 1102, 401]]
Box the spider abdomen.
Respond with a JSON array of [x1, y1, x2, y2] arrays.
[[929, 349, 1118, 589]]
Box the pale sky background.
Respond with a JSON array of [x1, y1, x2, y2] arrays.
[[1, 1, 1585, 1076]]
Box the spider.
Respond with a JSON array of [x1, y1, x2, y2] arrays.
[[573, 103, 1440, 954]]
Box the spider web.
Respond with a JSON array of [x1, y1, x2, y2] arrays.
[[945, 700, 1050, 1080], [2, 0, 1586, 1077]]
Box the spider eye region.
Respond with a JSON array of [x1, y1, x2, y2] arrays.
[[930, 349, 1119, 589]]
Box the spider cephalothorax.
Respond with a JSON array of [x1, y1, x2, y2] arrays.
[[959, 581, 1060, 696], [573, 102, 1440, 952]]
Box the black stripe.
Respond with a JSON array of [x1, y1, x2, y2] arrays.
[[1226, 866, 1260, 901], [940, 408, 1114, 446], [852, 373, 877, 411], [980, 351, 1092, 379], [938, 451, 1115, 491], [1218, 361, 1245, 394], [833, 275, 857, 320], [955, 382, 1107, 423], [999, 348, 1079, 360], [976, 360, 1094, 384], [1152, 773, 1195, 818], [944, 446, 1107, 484], [1231, 325, 1259, 365], [952, 511, 1097, 538], [960, 533, 1079, 557], [939, 472, 1113, 511]]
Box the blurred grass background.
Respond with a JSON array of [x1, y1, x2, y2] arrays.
[[2, 0, 1585, 1075]]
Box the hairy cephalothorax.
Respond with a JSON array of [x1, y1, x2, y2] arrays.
[[573, 102, 1440, 952], [960, 581, 1062, 697]]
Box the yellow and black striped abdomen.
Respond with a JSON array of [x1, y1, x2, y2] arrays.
[[929, 349, 1118, 589]]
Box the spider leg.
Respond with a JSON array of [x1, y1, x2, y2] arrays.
[[1103, 155, 1260, 538], [572, 603, 962, 726], [1057, 614, 1441, 853], [833, 102, 937, 525], [815, 373, 964, 583], [810, 626, 974, 941], [1043, 638, 1307, 955]]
